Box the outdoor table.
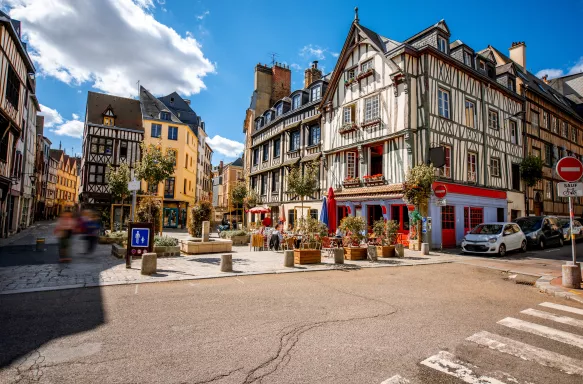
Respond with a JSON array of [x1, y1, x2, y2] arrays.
[[251, 234, 264, 250]]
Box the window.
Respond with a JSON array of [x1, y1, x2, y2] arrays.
[[260, 175, 267, 195], [164, 177, 175, 198], [184, 178, 187, 194], [5, 64, 19, 110], [120, 141, 128, 158], [273, 138, 281, 158], [167, 149, 177, 167], [364, 95, 379, 122], [255, 120, 262, 131], [292, 94, 301, 110], [544, 144, 552, 166], [479, 61, 486, 72], [290, 131, 300, 151], [488, 110, 499, 130], [272, 172, 279, 192], [491, 157, 500, 177], [308, 125, 321, 146], [253, 148, 259, 165], [311, 86, 321, 101], [346, 68, 356, 81], [160, 111, 171, 121], [103, 116, 114, 126], [551, 116, 558, 133], [531, 111, 540, 135], [465, 100, 476, 128], [90, 137, 113, 155], [89, 165, 106, 184], [545, 180, 552, 200], [510, 120, 518, 144], [310, 209, 318, 220], [360, 59, 373, 72], [463, 51, 472, 66], [251, 176, 257, 190], [265, 112, 272, 125], [562, 122, 569, 138], [276, 104, 283, 116], [437, 36, 447, 53], [168, 126, 178, 140], [440, 145, 451, 178], [438, 88, 450, 119], [508, 78, 515, 92], [151, 123, 162, 138], [262, 144, 269, 162], [0, 133, 7, 162], [185, 154, 189, 168], [343, 105, 355, 124], [542, 112, 548, 129], [288, 209, 296, 227], [573, 128, 579, 143], [347, 152, 357, 179], [467, 152, 477, 183]]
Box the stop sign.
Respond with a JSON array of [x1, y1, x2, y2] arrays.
[[433, 184, 447, 199], [556, 157, 583, 182]]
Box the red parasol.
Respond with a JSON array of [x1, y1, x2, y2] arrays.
[[279, 205, 286, 223], [327, 187, 337, 233], [249, 206, 270, 214]]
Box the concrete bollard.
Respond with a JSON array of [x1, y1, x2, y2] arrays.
[[421, 243, 429, 255], [283, 250, 294, 267], [367, 245, 377, 262], [333, 248, 344, 264], [220, 254, 233, 272], [562, 263, 582, 288], [202, 221, 210, 242], [395, 244, 405, 258], [36, 238, 46, 252], [141, 253, 157, 275]]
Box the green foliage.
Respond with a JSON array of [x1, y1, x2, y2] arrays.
[[403, 164, 436, 206], [296, 216, 328, 248], [287, 161, 319, 205], [372, 219, 399, 246], [245, 188, 259, 210], [230, 182, 247, 206], [219, 230, 249, 239], [106, 163, 130, 202], [134, 143, 176, 189], [339, 216, 366, 247], [136, 196, 162, 233], [154, 235, 179, 247], [520, 155, 544, 187], [189, 200, 213, 236]]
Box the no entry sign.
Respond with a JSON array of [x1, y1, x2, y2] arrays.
[[433, 184, 447, 199], [556, 157, 583, 182]]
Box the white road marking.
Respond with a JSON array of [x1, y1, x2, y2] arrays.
[[467, 331, 583, 376], [134, 285, 138, 294], [522, 308, 583, 329], [540, 302, 583, 316], [420, 351, 507, 383], [380, 374, 410, 384], [498, 317, 583, 349], [234, 277, 245, 285]]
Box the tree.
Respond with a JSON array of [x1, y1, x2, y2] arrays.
[[520, 155, 544, 216], [230, 181, 247, 225], [402, 163, 436, 249], [106, 163, 131, 229], [136, 196, 162, 233], [134, 143, 175, 194], [287, 160, 319, 219], [188, 200, 213, 237]]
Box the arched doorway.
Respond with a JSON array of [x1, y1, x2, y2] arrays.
[[533, 191, 543, 216]]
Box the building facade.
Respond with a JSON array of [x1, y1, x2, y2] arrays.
[[212, 158, 244, 223], [51, 149, 79, 215]]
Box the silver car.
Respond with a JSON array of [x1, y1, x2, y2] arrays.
[[461, 222, 527, 257], [558, 218, 583, 242]]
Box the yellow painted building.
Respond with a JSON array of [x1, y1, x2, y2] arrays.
[[139, 86, 199, 229], [50, 149, 79, 215]]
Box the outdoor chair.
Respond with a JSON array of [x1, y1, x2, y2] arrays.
[[321, 236, 334, 258], [282, 237, 296, 251]]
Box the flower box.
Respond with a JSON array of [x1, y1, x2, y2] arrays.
[[343, 178, 361, 188], [339, 123, 358, 134], [363, 174, 385, 185], [294, 249, 321, 264], [357, 68, 374, 80], [344, 247, 367, 260], [361, 117, 382, 128], [344, 78, 357, 87]]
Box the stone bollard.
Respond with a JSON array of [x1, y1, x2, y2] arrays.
[[367, 245, 377, 262], [333, 248, 344, 264], [283, 250, 294, 267], [141, 253, 157, 275], [421, 243, 429, 255], [220, 254, 233, 272], [202, 221, 210, 242], [395, 244, 405, 258], [562, 263, 582, 288], [36, 238, 46, 252]]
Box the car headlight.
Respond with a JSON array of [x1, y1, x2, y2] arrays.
[[529, 232, 537, 239], [488, 237, 497, 243]]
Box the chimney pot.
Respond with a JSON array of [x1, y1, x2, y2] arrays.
[[312, 61, 318, 69]]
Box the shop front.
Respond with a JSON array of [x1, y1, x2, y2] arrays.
[[163, 200, 189, 229], [430, 183, 507, 248]]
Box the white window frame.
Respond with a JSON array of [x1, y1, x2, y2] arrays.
[[440, 145, 451, 178], [343, 106, 353, 124], [346, 152, 357, 179], [364, 95, 379, 122], [438, 88, 450, 119], [463, 51, 472, 66], [265, 112, 271, 124], [276, 104, 283, 116], [346, 68, 356, 80], [467, 152, 477, 183], [510, 120, 518, 145], [488, 109, 499, 130], [311, 86, 321, 101], [465, 99, 476, 128], [491, 157, 500, 177], [360, 59, 373, 72], [437, 36, 448, 53], [292, 94, 301, 110]]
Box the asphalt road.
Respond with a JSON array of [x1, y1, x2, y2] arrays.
[[2, 263, 583, 384]]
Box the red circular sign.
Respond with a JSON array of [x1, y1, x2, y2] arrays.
[[556, 157, 583, 182], [433, 184, 447, 199]]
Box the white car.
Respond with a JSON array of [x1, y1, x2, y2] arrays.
[[461, 222, 527, 256]]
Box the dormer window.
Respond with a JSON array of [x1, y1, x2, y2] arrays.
[[255, 119, 262, 131], [463, 51, 472, 66], [508, 78, 516, 92], [276, 104, 283, 116], [292, 94, 301, 110], [265, 112, 272, 124], [479, 60, 486, 73], [103, 116, 114, 126], [437, 36, 448, 53], [311, 86, 321, 101], [160, 111, 171, 121]]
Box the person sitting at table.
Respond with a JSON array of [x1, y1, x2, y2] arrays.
[[269, 224, 283, 250], [335, 227, 344, 238]]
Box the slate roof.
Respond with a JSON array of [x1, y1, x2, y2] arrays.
[[403, 19, 450, 44], [49, 149, 63, 161], [449, 40, 463, 50], [139, 86, 181, 123], [158, 91, 201, 137], [226, 157, 243, 167], [495, 62, 514, 76], [86, 91, 143, 131]]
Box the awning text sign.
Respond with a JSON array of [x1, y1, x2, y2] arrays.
[[557, 182, 583, 197]]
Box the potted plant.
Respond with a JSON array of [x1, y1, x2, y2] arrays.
[[343, 177, 361, 188], [153, 235, 180, 257], [402, 164, 436, 251], [293, 217, 327, 264], [372, 220, 399, 257], [339, 216, 367, 260], [363, 174, 385, 185]]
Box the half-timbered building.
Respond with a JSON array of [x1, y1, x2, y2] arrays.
[[80, 92, 143, 215], [248, 62, 328, 227], [321, 11, 524, 247]]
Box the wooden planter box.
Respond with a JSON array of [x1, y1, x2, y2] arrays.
[[230, 234, 250, 245], [344, 247, 367, 260], [376, 245, 396, 257], [364, 175, 386, 186], [342, 180, 361, 188], [294, 249, 321, 264]]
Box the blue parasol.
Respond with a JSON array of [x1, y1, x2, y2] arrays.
[[320, 197, 329, 226]]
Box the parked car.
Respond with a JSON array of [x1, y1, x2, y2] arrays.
[[461, 222, 526, 256], [557, 218, 583, 242], [513, 216, 564, 249]]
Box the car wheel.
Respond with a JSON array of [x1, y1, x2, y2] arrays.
[[559, 237, 564, 247], [520, 240, 527, 253], [498, 244, 506, 257], [539, 238, 545, 250]]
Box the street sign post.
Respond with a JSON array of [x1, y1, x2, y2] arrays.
[[555, 156, 583, 288], [126, 222, 154, 268], [129, 170, 139, 222], [436, 199, 446, 207]]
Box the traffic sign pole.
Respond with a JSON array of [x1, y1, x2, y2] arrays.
[[569, 196, 576, 265]]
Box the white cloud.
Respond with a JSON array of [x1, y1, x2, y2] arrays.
[[196, 10, 209, 20], [290, 63, 302, 71], [535, 57, 583, 80], [207, 135, 244, 158], [72, 113, 79, 120], [5, 0, 214, 97], [300, 45, 326, 61], [38, 104, 64, 127], [52, 119, 84, 138], [331, 52, 339, 58]]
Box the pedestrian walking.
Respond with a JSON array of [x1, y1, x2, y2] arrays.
[[54, 211, 75, 262], [81, 210, 100, 254]]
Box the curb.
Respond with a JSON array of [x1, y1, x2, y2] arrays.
[[535, 275, 583, 305]]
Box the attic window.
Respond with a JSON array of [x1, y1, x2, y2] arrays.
[[437, 36, 448, 53], [170, 97, 175, 103], [537, 83, 547, 93], [517, 71, 528, 81], [160, 111, 171, 120], [463, 51, 472, 66], [479, 61, 486, 72], [103, 116, 114, 126]]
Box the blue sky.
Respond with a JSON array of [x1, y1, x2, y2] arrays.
[[5, 0, 583, 163]]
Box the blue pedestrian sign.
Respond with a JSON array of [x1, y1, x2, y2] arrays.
[[131, 228, 150, 248]]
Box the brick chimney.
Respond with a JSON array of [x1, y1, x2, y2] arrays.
[[509, 42, 526, 70], [271, 62, 291, 105], [304, 61, 323, 88], [541, 74, 549, 84]]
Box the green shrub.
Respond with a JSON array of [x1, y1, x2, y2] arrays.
[[219, 230, 249, 239], [188, 200, 213, 237], [154, 236, 179, 247]]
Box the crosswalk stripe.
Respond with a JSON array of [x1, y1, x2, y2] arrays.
[[420, 351, 507, 383], [540, 302, 583, 316], [522, 308, 583, 329], [467, 331, 583, 376], [380, 374, 410, 384], [498, 317, 583, 349]]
